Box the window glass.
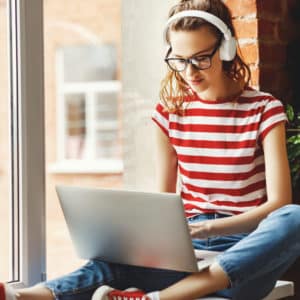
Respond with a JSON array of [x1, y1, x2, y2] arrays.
[[0, 0, 11, 281], [58, 45, 121, 162], [44, 0, 122, 279], [65, 93, 86, 160]]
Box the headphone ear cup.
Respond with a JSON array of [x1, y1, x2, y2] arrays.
[[219, 37, 237, 61]]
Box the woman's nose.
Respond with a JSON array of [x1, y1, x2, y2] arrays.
[[185, 63, 199, 77]]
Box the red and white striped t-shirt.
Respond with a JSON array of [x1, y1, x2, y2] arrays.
[[152, 88, 287, 217]]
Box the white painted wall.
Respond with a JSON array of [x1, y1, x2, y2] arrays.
[[122, 0, 176, 191]]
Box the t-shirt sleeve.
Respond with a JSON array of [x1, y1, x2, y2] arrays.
[[258, 97, 287, 143], [151, 102, 170, 137]]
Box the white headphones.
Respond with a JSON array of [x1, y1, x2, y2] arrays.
[[164, 10, 237, 61]]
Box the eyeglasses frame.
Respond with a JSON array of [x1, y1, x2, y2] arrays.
[[164, 38, 222, 72]]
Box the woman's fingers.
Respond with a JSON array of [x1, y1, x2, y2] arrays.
[[188, 221, 210, 239], [189, 224, 202, 237]]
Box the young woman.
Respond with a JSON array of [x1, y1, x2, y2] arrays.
[[1, 0, 300, 299]]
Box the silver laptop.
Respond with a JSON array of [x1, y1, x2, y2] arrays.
[[56, 185, 218, 272]]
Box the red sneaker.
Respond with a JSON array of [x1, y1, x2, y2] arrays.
[[91, 285, 148, 300], [0, 283, 5, 300], [0, 283, 15, 300]]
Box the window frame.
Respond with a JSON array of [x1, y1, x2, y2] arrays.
[[49, 48, 123, 174], [8, 0, 46, 287]]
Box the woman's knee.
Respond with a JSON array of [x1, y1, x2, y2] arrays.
[[268, 204, 300, 234]]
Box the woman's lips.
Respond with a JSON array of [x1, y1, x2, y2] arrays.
[[188, 79, 204, 86]]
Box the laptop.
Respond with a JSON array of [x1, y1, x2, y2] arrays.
[[56, 185, 218, 272]]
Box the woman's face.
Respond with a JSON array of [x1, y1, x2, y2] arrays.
[[169, 26, 225, 99]]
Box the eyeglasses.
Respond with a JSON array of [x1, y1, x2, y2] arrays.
[[164, 39, 221, 72]]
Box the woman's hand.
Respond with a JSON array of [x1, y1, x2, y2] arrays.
[[189, 220, 213, 239]]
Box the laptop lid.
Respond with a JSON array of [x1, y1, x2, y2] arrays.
[[56, 185, 199, 272]]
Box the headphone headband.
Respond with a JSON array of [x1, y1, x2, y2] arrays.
[[163, 10, 237, 61], [164, 10, 232, 41]]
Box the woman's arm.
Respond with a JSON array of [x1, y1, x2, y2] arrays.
[[190, 122, 292, 238], [155, 126, 178, 193]]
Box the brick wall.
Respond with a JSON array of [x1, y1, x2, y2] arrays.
[[224, 0, 300, 109], [224, 0, 259, 86], [257, 0, 300, 104]]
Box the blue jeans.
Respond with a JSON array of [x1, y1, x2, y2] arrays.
[[44, 204, 300, 300]]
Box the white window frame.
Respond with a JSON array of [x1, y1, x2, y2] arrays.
[[8, 0, 46, 287], [49, 50, 123, 174]]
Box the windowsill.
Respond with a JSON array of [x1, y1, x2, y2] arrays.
[[8, 282, 26, 289], [48, 159, 123, 174]]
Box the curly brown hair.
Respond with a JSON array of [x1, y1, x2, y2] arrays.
[[160, 0, 251, 114]]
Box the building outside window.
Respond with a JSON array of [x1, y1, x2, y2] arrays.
[[51, 44, 122, 173], [43, 0, 123, 279]]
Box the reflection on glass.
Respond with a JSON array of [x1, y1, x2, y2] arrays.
[[65, 94, 86, 159], [44, 0, 122, 280], [57, 44, 121, 162], [0, 0, 11, 281]]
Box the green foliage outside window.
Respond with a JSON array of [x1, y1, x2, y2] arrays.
[[286, 104, 300, 190]]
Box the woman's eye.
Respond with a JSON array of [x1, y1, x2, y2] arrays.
[[194, 56, 209, 62]]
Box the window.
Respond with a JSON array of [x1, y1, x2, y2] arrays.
[[2, 0, 168, 286], [7, 0, 45, 286], [44, 0, 123, 280], [0, 0, 11, 282], [51, 44, 122, 173]]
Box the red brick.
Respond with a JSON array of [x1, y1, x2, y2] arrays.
[[257, 0, 283, 19], [258, 19, 277, 40], [233, 19, 258, 39], [239, 43, 259, 65], [258, 66, 291, 99], [288, 0, 297, 10], [259, 66, 280, 90], [288, 0, 299, 15], [223, 0, 257, 17], [277, 20, 297, 42], [250, 67, 259, 86], [259, 43, 287, 65], [277, 70, 292, 90]]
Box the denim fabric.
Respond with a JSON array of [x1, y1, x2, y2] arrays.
[[188, 213, 249, 252], [44, 260, 190, 300], [217, 204, 300, 300], [44, 204, 300, 300]]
